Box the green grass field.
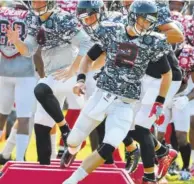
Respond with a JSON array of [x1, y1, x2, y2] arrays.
[[0, 128, 194, 184]]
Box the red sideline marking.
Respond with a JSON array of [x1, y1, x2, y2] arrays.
[[0, 161, 134, 184], [0, 167, 133, 184]]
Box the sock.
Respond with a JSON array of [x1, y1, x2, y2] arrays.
[[126, 141, 137, 152], [154, 138, 168, 158], [0, 130, 3, 138], [50, 134, 56, 159], [59, 124, 70, 134], [179, 143, 191, 170], [68, 166, 88, 182], [16, 134, 29, 161], [2, 128, 17, 159], [144, 167, 155, 181], [191, 150, 194, 164]]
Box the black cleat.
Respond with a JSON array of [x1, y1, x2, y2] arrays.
[[0, 154, 11, 165], [60, 148, 76, 168], [57, 132, 70, 159], [125, 147, 140, 173]]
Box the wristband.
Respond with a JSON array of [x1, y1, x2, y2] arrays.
[[77, 73, 86, 83], [155, 95, 165, 104]]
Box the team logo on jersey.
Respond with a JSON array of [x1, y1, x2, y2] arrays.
[[115, 42, 139, 68], [143, 35, 154, 45]]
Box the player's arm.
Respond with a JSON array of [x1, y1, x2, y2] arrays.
[[90, 52, 106, 71], [73, 44, 105, 96], [149, 55, 172, 125], [158, 22, 184, 44], [33, 47, 45, 78], [79, 43, 105, 74]]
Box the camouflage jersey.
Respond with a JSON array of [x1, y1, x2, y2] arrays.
[[24, 9, 92, 75], [25, 9, 81, 51], [93, 21, 171, 100]]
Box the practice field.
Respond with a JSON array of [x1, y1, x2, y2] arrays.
[[0, 128, 194, 184]]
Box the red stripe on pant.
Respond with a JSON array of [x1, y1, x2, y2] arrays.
[[164, 123, 173, 144]]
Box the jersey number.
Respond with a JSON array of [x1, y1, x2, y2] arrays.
[[0, 20, 26, 45], [115, 43, 138, 68]]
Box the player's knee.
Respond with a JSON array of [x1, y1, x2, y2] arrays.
[[34, 83, 53, 101], [97, 143, 115, 160], [67, 128, 85, 147]]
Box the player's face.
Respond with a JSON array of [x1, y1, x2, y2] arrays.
[[31, 0, 47, 14], [136, 16, 152, 32], [81, 14, 98, 27], [169, 1, 184, 12]]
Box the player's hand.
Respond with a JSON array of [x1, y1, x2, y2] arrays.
[[172, 96, 189, 110], [6, 25, 20, 44], [73, 82, 86, 96], [53, 66, 74, 82], [149, 102, 165, 126]]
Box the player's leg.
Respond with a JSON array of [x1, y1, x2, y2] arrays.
[[57, 92, 82, 158], [34, 76, 70, 145], [34, 76, 68, 164], [63, 100, 133, 184], [50, 124, 57, 159], [60, 89, 108, 167], [122, 102, 142, 173], [0, 121, 17, 164], [173, 104, 191, 180], [0, 77, 14, 137], [0, 77, 15, 164], [134, 104, 158, 182], [15, 77, 37, 161]]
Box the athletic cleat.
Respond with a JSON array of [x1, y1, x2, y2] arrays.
[[60, 147, 76, 168], [58, 132, 70, 159], [142, 177, 158, 184], [0, 154, 11, 165], [179, 169, 191, 181], [166, 162, 180, 181], [125, 147, 140, 173], [168, 162, 180, 176], [157, 149, 178, 181]]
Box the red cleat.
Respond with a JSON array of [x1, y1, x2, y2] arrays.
[[157, 149, 178, 181]]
